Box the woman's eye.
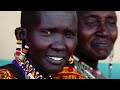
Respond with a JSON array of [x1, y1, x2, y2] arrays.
[[65, 32, 75, 38], [41, 29, 53, 36]]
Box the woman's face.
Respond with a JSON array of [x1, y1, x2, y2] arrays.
[[77, 11, 118, 61], [26, 11, 78, 74]]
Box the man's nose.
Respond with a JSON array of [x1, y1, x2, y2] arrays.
[[96, 22, 111, 38]]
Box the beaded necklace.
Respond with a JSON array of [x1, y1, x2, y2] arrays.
[[13, 58, 87, 79], [70, 55, 105, 79], [14, 44, 52, 79], [14, 44, 86, 79], [14, 40, 86, 79], [13, 58, 53, 79]]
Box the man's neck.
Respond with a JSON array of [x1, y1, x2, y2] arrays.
[[74, 51, 98, 70], [81, 58, 98, 70]]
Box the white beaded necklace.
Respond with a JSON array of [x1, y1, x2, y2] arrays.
[[72, 55, 105, 79], [16, 58, 53, 79]]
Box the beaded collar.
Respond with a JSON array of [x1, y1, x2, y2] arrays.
[[13, 53, 104, 79], [13, 58, 52, 79], [70, 55, 105, 79], [14, 42, 86, 79], [13, 58, 86, 79]]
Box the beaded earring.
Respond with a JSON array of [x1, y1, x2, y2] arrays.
[[108, 48, 114, 79], [15, 44, 29, 70], [15, 40, 22, 59], [18, 45, 29, 62], [68, 54, 74, 64]]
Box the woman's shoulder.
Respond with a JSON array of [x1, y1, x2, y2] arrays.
[[51, 65, 86, 79], [0, 63, 25, 79], [0, 64, 16, 79]]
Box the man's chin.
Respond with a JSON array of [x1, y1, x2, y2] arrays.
[[97, 55, 108, 60]]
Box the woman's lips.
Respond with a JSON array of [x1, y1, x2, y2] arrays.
[[46, 56, 65, 65], [48, 56, 63, 61]]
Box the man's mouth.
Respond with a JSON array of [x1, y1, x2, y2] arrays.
[[93, 43, 109, 47], [91, 39, 112, 48]]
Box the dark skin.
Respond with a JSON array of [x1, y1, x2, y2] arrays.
[[75, 11, 118, 69], [15, 11, 78, 77]]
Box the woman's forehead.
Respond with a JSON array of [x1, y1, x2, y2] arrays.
[[36, 11, 76, 16], [35, 11, 77, 28], [35, 11, 77, 20]]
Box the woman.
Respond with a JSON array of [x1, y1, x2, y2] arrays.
[[69, 11, 118, 79], [0, 11, 86, 79]]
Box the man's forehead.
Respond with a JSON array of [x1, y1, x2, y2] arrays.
[[78, 11, 116, 16]]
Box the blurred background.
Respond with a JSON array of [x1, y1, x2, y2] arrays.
[[0, 11, 120, 79]]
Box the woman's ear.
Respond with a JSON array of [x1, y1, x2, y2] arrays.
[[15, 27, 27, 40]]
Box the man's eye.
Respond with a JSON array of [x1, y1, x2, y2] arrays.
[[85, 21, 98, 26], [107, 19, 116, 25], [85, 17, 99, 27]]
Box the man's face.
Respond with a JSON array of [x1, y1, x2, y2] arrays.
[[77, 11, 118, 61], [27, 11, 77, 74]]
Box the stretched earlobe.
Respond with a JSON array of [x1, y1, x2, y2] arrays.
[[108, 48, 114, 79], [15, 27, 27, 40]]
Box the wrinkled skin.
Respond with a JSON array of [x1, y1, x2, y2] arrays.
[[76, 11, 118, 69]]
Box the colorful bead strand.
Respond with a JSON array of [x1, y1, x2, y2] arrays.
[[15, 40, 22, 59], [72, 55, 105, 79]]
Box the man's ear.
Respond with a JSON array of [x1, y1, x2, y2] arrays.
[[15, 27, 27, 40]]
